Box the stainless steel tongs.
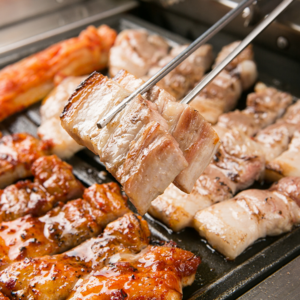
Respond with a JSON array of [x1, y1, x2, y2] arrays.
[[97, 0, 294, 128]]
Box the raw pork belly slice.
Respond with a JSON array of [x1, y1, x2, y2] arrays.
[[61, 72, 193, 215], [0, 133, 51, 189], [113, 70, 220, 193], [38, 76, 86, 159], [193, 177, 300, 259], [109, 29, 169, 78], [149, 129, 265, 231]]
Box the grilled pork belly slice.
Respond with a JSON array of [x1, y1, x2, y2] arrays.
[[194, 177, 300, 260], [113, 70, 220, 193], [190, 42, 257, 124], [0, 133, 51, 189], [0, 25, 116, 121], [0, 155, 84, 222], [149, 129, 264, 231], [216, 83, 293, 137], [67, 244, 200, 300], [61, 72, 218, 213], [0, 213, 150, 300], [266, 130, 300, 181], [147, 44, 213, 100], [255, 101, 300, 164], [0, 183, 129, 270], [38, 77, 86, 159], [109, 29, 169, 78], [190, 70, 242, 124]]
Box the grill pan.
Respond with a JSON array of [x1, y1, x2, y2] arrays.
[[1, 11, 300, 300]]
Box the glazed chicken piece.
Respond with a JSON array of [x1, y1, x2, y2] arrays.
[[109, 29, 169, 78], [193, 176, 300, 259], [0, 133, 51, 188], [0, 155, 84, 222], [146, 44, 213, 100], [38, 76, 86, 159], [67, 244, 200, 300], [266, 130, 300, 181], [190, 42, 257, 124], [61, 72, 218, 214], [0, 292, 8, 300], [0, 182, 129, 270], [149, 128, 265, 231], [215, 82, 293, 137], [255, 100, 300, 164], [0, 25, 116, 121], [0, 213, 150, 300], [114, 70, 220, 193]]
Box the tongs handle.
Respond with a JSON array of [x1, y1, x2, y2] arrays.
[[181, 0, 294, 105], [97, 0, 255, 128]]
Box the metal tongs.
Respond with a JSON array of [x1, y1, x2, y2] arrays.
[[98, 0, 294, 128]]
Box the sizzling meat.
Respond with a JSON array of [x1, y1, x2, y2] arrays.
[[255, 100, 300, 164], [0, 133, 51, 188], [215, 82, 293, 137], [0, 183, 129, 270], [0, 155, 84, 222], [0, 213, 150, 300], [190, 42, 257, 124], [193, 176, 300, 259], [266, 129, 300, 181], [114, 70, 220, 193], [109, 29, 169, 78], [38, 76, 86, 159], [67, 244, 200, 300], [0, 25, 116, 121], [149, 129, 265, 231], [147, 44, 213, 100], [61, 72, 218, 214]]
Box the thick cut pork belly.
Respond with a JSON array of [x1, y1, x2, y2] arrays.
[[266, 130, 300, 181], [61, 74, 218, 214], [0, 25, 116, 121], [0, 155, 84, 222], [190, 42, 257, 124], [0, 133, 51, 188], [0, 183, 129, 270], [190, 70, 242, 124], [149, 129, 264, 231], [0, 213, 150, 300], [113, 70, 219, 193], [61, 72, 190, 215], [193, 177, 300, 259], [255, 101, 300, 164], [215, 83, 293, 137], [67, 244, 200, 300], [147, 44, 213, 100], [38, 76, 86, 159], [109, 29, 169, 78]]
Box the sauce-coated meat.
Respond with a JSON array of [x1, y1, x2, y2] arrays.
[[0, 155, 84, 222], [0, 213, 149, 300], [0, 183, 129, 270]]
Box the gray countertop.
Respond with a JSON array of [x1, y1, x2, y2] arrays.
[[238, 255, 300, 300]]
